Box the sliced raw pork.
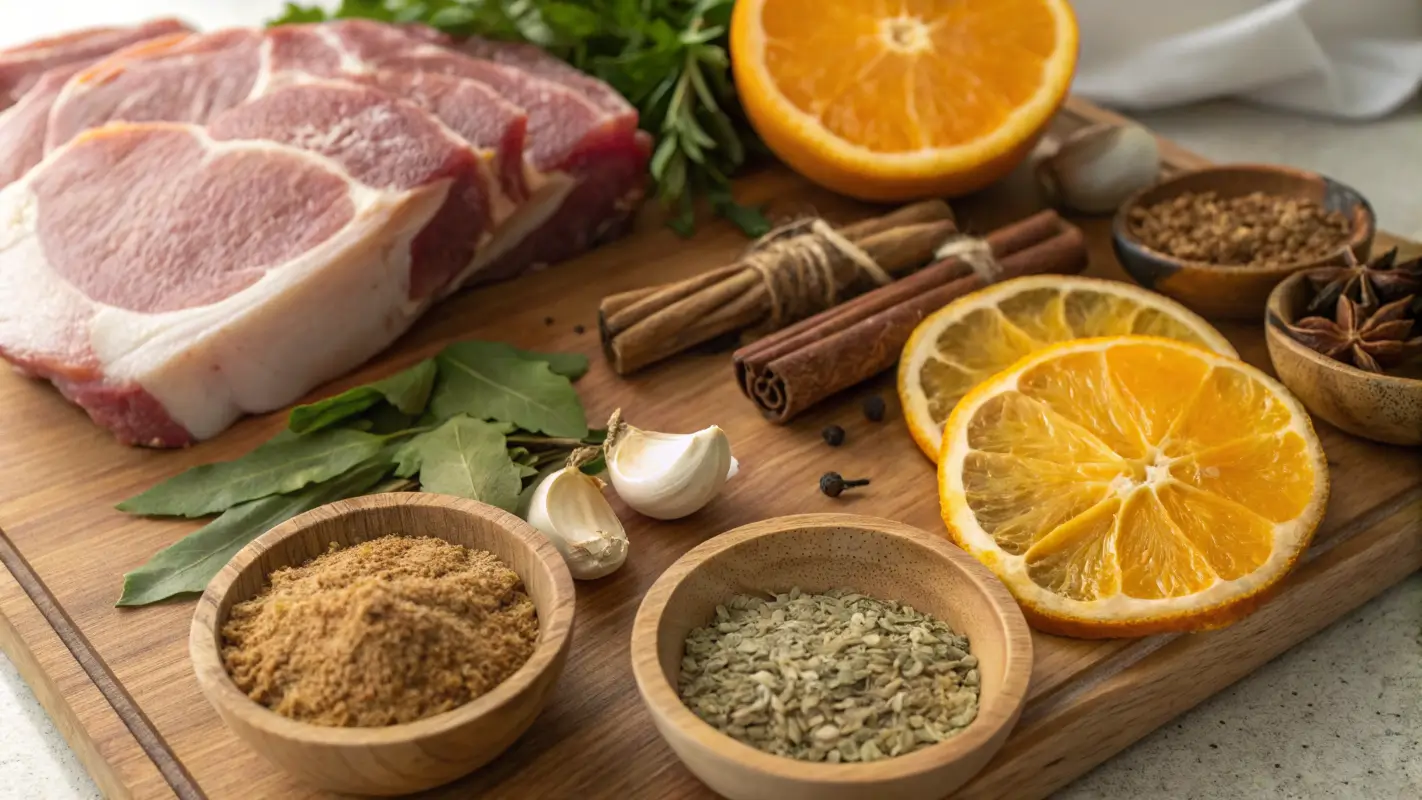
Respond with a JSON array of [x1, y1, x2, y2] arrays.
[[0, 123, 449, 446], [0, 19, 194, 185], [43, 20, 650, 287], [0, 18, 190, 109], [0, 19, 649, 446], [0, 62, 89, 188]]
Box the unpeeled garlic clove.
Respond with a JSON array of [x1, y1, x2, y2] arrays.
[[606, 422, 734, 520], [1036, 123, 1161, 214], [525, 467, 629, 580]]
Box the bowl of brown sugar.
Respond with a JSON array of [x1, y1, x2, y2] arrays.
[[190, 492, 575, 796], [1112, 164, 1375, 319]]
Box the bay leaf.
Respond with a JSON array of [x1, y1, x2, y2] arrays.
[[405, 416, 522, 511], [391, 439, 424, 479], [289, 359, 437, 434], [116, 462, 391, 607], [430, 342, 588, 438], [117, 428, 388, 517], [511, 347, 590, 380]]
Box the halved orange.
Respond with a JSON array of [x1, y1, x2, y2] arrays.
[[730, 0, 1079, 201], [938, 336, 1328, 638], [900, 275, 1237, 462]]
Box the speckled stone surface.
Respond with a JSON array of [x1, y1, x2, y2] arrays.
[[1056, 574, 1421, 799], [0, 101, 1420, 800], [0, 656, 101, 800]]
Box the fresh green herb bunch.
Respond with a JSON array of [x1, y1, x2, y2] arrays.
[[272, 0, 770, 237]]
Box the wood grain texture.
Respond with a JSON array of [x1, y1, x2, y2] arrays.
[[189, 493, 576, 795], [0, 98, 1418, 800], [0, 567, 174, 800], [1265, 271, 1422, 446], [629, 514, 1033, 800]]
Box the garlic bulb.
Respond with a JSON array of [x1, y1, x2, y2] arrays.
[[1036, 123, 1160, 214], [606, 422, 734, 520], [525, 467, 628, 580]]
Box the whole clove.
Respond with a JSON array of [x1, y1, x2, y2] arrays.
[[821, 425, 845, 446], [819, 472, 869, 498]]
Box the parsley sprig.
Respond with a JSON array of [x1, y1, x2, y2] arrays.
[[272, 0, 770, 237]]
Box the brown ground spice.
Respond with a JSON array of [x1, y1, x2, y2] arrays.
[[1129, 190, 1352, 267], [221, 535, 538, 728]]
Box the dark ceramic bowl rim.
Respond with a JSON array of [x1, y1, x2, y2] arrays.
[[1266, 269, 1422, 387], [1112, 164, 1377, 275]]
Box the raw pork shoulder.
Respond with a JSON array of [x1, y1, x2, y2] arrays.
[[0, 20, 648, 446], [0, 19, 193, 183], [0, 19, 191, 109]]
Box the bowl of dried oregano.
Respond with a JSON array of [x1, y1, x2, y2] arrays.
[[1112, 163, 1375, 320], [189, 492, 576, 796], [629, 513, 1033, 800]]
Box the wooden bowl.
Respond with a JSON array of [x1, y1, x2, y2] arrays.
[[630, 514, 1032, 800], [189, 493, 576, 796], [1112, 164, 1376, 320], [1266, 271, 1422, 446]]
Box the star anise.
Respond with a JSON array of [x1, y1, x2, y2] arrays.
[[1284, 294, 1422, 373], [1305, 248, 1422, 314]]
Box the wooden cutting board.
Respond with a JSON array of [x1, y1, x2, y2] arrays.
[[1, 98, 1419, 800]]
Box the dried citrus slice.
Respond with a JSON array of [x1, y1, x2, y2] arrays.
[[900, 275, 1237, 462], [938, 336, 1328, 638], [729, 0, 1079, 201]]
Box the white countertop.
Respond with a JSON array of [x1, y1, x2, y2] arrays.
[[1, 5, 1420, 799]]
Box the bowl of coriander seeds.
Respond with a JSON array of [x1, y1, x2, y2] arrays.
[[630, 513, 1032, 800], [1112, 164, 1376, 320], [190, 492, 576, 796]]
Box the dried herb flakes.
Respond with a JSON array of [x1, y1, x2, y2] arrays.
[[678, 588, 980, 764]]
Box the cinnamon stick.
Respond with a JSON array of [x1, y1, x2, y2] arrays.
[[733, 211, 1088, 423], [600, 200, 957, 374]]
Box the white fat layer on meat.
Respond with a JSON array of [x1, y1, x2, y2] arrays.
[[0, 127, 449, 440], [318, 25, 370, 75], [441, 171, 574, 297], [247, 33, 276, 99], [0, 182, 99, 369]]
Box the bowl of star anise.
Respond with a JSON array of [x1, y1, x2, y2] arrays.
[[1265, 247, 1422, 446]]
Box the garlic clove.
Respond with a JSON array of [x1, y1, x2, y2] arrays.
[[1036, 123, 1160, 214], [607, 424, 733, 521], [525, 467, 628, 580]]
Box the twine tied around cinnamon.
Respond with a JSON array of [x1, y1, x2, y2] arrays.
[[598, 199, 961, 375], [934, 234, 1003, 283], [742, 218, 897, 328]]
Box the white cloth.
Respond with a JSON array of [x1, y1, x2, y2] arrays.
[[1073, 0, 1422, 119]]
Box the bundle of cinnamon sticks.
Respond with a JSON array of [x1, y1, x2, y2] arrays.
[[734, 210, 1088, 423], [599, 201, 959, 374]]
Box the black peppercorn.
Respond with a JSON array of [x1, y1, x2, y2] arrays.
[[819, 471, 870, 498], [821, 424, 845, 446], [862, 395, 886, 422], [573, 324, 586, 334]]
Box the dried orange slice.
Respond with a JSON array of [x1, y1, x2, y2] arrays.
[[729, 0, 1079, 200], [938, 336, 1328, 638], [900, 276, 1237, 462]]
